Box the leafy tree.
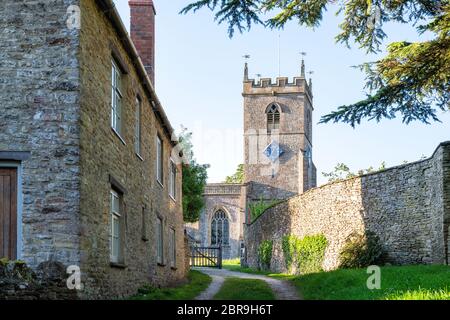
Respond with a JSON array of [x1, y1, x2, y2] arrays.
[[178, 126, 210, 223], [322, 161, 386, 182], [180, 1, 449, 126], [224, 164, 244, 183]]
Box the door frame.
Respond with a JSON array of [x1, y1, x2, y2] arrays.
[[0, 162, 22, 260]]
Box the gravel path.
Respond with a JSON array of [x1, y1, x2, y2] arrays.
[[194, 267, 301, 300]]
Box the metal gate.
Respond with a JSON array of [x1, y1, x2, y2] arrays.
[[190, 246, 222, 268]]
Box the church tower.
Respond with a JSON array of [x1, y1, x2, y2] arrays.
[[243, 61, 316, 203]]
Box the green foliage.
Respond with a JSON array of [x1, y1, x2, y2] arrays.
[[224, 164, 244, 184], [385, 288, 450, 300], [258, 240, 273, 270], [182, 162, 209, 223], [339, 232, 383, 269], [181, 1, 449, 126], [282, 234, 328, 274], [248, 198, 282, 222], [178, 126, 210, 223], [222, 261, 450, 300], [213, 277, 275, 300], [322, 161, 387, 183], [289, 265, 450, 300], [131, 270, 212, 300]]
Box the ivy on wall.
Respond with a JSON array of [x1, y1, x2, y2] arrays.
[[282, 234, 328, 274], [249, 198, 284, 222], [339, 231, 383, 268], [258, 240, 273, 270]]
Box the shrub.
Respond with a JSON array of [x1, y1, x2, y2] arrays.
[[339, 231, 383, 269], [258, 240, 273, 270], [249, 198, 283, 222], [282, 234, 328, 274]]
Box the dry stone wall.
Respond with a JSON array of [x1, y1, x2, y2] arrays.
[[245, 142, 450, 272]]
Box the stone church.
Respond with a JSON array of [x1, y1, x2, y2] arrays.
[[187, 61, 317, 259]]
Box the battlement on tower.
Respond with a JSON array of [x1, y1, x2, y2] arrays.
[[243, 76, 312, 96], [242, 63, 313, 100]]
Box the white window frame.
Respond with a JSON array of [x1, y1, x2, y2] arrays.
[[169, 159, 176, 200], [111, 60, 123, 137], [170, 228, 176, 268], [110, 190, 121, 263], [156, 135, 163, 185], [134, 97, 142, 157], [157, 217, 164, 265]]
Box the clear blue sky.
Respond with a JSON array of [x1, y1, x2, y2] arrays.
[[114, 0, 449, 185]]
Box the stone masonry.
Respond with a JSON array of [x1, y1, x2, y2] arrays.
[[0, 0, 187, 299], [0, 0, 82, 267], [243, 64, 317, 202], [190, 64, 317, 260], [244, 142, 450, 272], [186, 184, 245, 259]]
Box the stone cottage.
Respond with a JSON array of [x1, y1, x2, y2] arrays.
[[0, 0, 187, 299]]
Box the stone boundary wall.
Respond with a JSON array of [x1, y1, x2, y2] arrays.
[[0, 260, 78, 300], [244, 142, 450, 272]]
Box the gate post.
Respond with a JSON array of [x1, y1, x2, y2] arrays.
[[218, 246, 223, 269]]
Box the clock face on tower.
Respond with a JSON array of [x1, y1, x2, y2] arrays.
[[263, 140, 285, 163]]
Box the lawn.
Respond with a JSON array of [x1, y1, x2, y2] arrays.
[[223, 260, 450, 300], [130, 270, 212, 300], [213, 277, 275, 300]]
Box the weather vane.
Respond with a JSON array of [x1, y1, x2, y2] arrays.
[[242, 54, 251, 61]]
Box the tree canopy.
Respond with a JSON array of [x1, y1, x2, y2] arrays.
[[181, 1, 449, 126], [224, 164, 244, 183], [178, 126, 210, 223], [322, 161, 386, 182]]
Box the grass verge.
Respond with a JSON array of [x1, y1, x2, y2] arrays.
[[130, 270, 212, 300], [223, 260, 450, 300], [213, 277, 275, 300]]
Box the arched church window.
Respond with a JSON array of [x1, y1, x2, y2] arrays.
[[211, 210, 229, 246], [266, 104, 280, 133]]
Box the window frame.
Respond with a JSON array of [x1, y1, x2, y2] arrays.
[[267, 104, 280, 134], [134, 96, 142, 157], [156, 135, 164, 186], [156, 216, 164, 265], [169, 159, 177, 200], [111, 59, 123, 138], [210, 210, 230, 246], [169, 228, 176, 268], [110, 189, 122, 264]]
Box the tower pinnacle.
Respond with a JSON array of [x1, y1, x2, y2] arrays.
[[301, 59, 305, 78], [243, 54, 250, 81], [244, 62, 249, 81], [300, 51, 306, 78]]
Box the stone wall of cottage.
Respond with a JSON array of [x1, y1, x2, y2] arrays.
[[0, 260, 79, 300], [244, 142, 450, 272], [0, 0, 82, 267], [78, 0, 186, 299]]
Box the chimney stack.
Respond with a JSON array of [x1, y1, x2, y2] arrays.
[[129, 0, 156, 85]]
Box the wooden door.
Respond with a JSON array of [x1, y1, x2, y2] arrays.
[[0, 168, 17, 260]]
